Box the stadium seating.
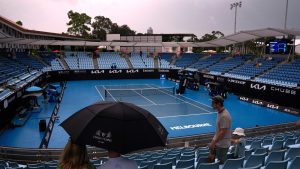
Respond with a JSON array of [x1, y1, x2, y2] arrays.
[[98, 52, 129, 69], [255, 58, 300, 88], [224, 56, 284, 80]]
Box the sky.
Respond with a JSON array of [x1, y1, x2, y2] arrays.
[[0, 0, 300, 39]]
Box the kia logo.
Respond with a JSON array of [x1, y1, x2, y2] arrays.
[[250, 83, 266, 90]]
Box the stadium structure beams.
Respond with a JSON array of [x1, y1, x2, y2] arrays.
[[1, 28, 300, 48]]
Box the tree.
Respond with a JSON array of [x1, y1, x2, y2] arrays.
[[67, 10, 91, 38], [16, 20, 23, 26], [91, 15, 136, 39], [91, 16, 113, 40], [198, 31, 224, 42]]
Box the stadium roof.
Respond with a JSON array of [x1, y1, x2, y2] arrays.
[[1, 27, 299, 47], [197, 28, 300, 47]]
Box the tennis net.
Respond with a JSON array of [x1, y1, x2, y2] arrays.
[[104, 86, 175, 100]]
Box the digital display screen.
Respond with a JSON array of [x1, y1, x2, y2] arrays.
[[266, 39, 291, 54]]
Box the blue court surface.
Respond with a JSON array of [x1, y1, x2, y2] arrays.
[[0, 79, 298, 148]]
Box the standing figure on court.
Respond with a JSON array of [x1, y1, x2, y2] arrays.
[[209, 96, 232, 164]]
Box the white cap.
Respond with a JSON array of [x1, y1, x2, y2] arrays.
[[233, 127, 245, 136]]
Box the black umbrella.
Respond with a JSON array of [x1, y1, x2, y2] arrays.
[[60, 101, 168, 154]]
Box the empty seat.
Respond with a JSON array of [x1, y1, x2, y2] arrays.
[[264, 150, 285, 165], [243, 152, 267, 168], [287, 156, 300, 169], [285, 147, 300, 161], [221, 157, 244, 169], [175, 159, 194, 169], [262, 160, 288, 169], [238, 164, 262, 169], [197, 161, 219, 169], [153, 162, 172, 169]]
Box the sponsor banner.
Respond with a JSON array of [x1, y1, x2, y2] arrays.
[[58, 70, 70, 75], [109, 69, 122, 74], [143, 69, 155, 73], [250, 83, 267, 91], [126, 69, 139, 74], [238, 96, 300, 115], [202, 74, 215, 80], [39, 84, 65, 149], [91, 69, 105, 74], [227, 78, 246, 85], [74, 70, 87, 74], [159, 69, 170, 73], [170, 123, 212, 130]]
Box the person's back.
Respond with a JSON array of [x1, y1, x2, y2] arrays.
[[97, 151, 138, 169], [97, 156, 138, 169]]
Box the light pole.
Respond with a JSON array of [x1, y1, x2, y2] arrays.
[[284, 0, 289, 29], [230, 1, 242, 34]]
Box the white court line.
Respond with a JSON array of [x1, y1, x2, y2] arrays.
[[157, 112, 216, 119], [99, 84, 150, 88], [138, 102, 184, 107], [102, 86, 117, 101], [145, 84, 212, 113], [150, 84, 213, 109], [94, 86, 105, 101], [132, 90, 157, 105]]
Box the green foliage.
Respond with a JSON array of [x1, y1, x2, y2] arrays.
[[162, 35, 185, 42], [16, 20, 23, 26], [67, 10, 91, 38], [198, 31, 224, 42]]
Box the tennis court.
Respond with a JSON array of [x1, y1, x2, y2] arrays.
[[0, 79, 298, 148]]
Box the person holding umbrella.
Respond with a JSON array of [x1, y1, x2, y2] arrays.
[[58, 138, 95, 169], [61, 101, 168, 169]]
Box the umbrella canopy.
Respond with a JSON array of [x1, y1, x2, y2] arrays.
[[25, 86, 43, 93], [61, 101, 168, 154], [52, 50, 60, 53]]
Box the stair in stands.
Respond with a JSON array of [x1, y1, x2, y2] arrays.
[[125, 56, 133, 69], [59, 56, 70, 70], [92, 56, 99, 69], [154, 57, 158, 69]]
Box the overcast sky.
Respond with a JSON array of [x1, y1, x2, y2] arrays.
[[0, 0, 300, 38]]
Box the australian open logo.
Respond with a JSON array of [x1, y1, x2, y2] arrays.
[[93, 130, 112, 143]]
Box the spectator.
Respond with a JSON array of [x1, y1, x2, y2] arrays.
[[209, 96, 232, 164], [58, 139, 95, 169], [230, 127, 246, 158], [97, 150, 138, 169], [296, 120, 300, 129]]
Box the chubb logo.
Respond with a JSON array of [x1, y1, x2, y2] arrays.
[[93, 130, 112, 143], [126, 69, 139, 74], [250, 83, 266, 90], [109, 70, 122, 74], [91, 70, 105, 74]]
